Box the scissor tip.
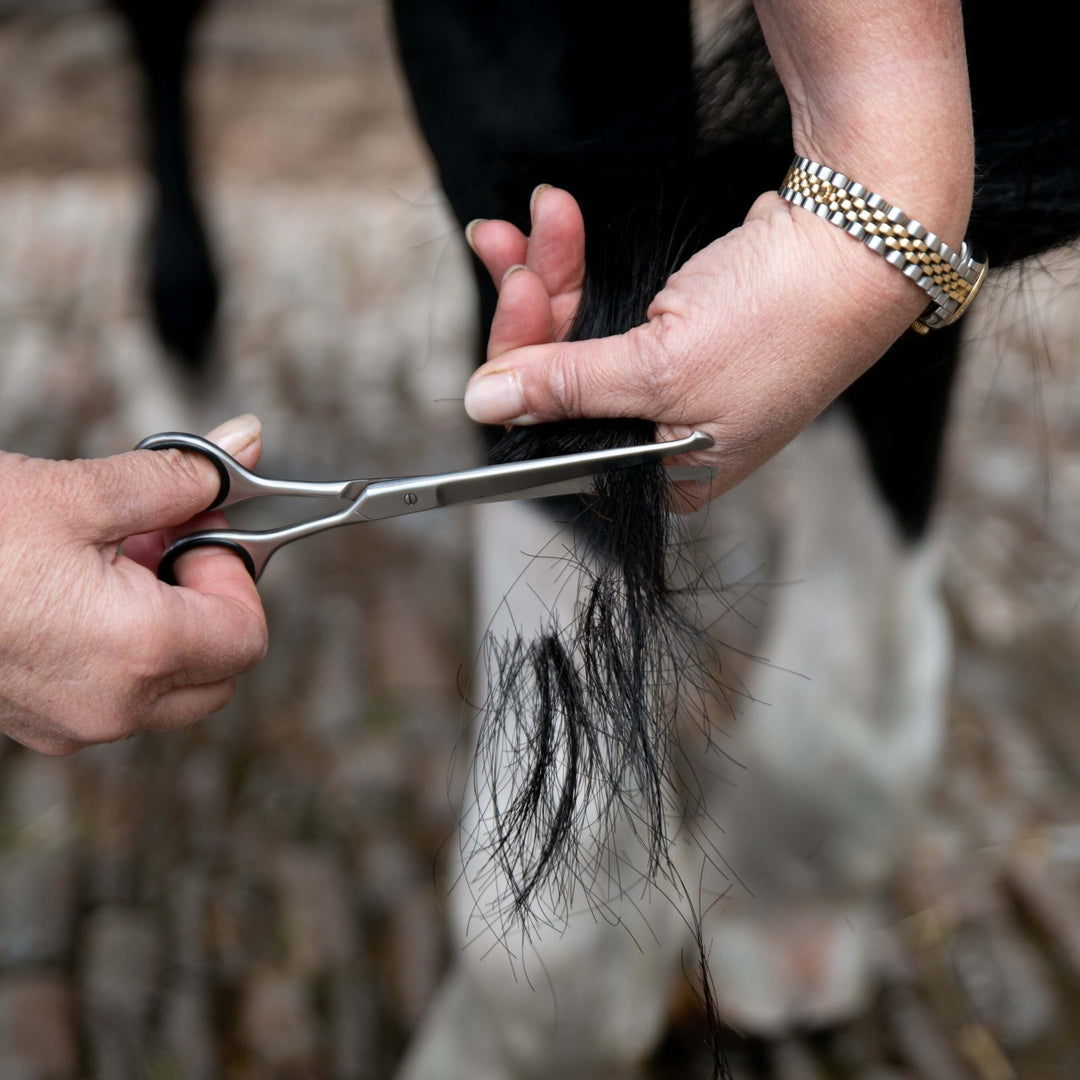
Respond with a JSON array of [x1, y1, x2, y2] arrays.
[[676, 431, 714, 454]]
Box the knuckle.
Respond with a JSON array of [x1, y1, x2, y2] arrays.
[[157, 447, 214, 503], [112, 605, 173, 680], [107, 447, 214, 530], [632, 323, 682, 412], [136, 638, 178, 687], [64, 701, 134, 747], [174, 447, 214, 491], [543, 350, 581, 417], [102, 615, 181, 710]]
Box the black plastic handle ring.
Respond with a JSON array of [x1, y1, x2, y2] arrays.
[[158, 536, 257, 586], [137, 436, 232, 511]]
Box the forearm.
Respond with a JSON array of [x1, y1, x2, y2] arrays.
[[753, 0, 973, 248]]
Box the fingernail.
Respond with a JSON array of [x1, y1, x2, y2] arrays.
[[529, 183, 552, 222], [464, 218, 487, 253], [205, 413, 261, 454], [464, 371, 533, 425], [501, 263, 527, 286]]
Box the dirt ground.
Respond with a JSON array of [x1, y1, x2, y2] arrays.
[[0, 3, 1079, 1078]]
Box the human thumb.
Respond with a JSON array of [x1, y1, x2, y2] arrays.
[[80, 414, 263, 541], [463, 328, 665, 425]]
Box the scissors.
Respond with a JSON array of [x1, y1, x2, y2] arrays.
[[134, 430, 714, 584]]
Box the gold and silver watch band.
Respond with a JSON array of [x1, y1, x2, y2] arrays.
[[779, 156, 988, 334]]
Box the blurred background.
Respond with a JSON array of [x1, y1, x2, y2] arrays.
[[0, 1, 1079, 1077]]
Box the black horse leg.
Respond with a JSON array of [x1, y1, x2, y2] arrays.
[[113, 0, 219, 373]]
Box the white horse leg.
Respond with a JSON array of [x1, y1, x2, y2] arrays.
[[399, 499, 687, 1080], [690, 410, 951, 1034]]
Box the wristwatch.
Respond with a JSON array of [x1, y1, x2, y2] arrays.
[[779, 156, 988, 334]]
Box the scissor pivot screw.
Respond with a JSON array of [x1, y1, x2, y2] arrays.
[[404, 492, 418, 505]]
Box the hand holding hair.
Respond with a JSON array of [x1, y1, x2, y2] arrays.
[[464, 0, 975, 507], [0, 415, 268, 755], [465, 180, 963, 506]]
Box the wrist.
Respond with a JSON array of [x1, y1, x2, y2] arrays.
[[742, 193, 929, 373], [788, 130, 974, 256], [753, 0, 974, 249], [777, 157, 985, 333]]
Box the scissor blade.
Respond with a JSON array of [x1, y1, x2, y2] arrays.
[[472, 464, 715, 503], [351, 431, 714, 521]]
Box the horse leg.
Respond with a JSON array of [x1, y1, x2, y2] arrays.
[[112, 0, 219, 372], [398, 498, 690, 1080], [691, 329, 961, 1034]]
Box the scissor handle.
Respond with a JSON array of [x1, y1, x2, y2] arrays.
[[157, 534, 258, 586], [134, 431, 361, 585], [134, 431, 355, 511], [154, 509, 357, 585], [135, 432, 237, 510]]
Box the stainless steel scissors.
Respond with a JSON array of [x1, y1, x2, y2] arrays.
[[134, 430, 714, 584]]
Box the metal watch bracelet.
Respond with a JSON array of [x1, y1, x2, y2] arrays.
[[779, 156, 987, 333]]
